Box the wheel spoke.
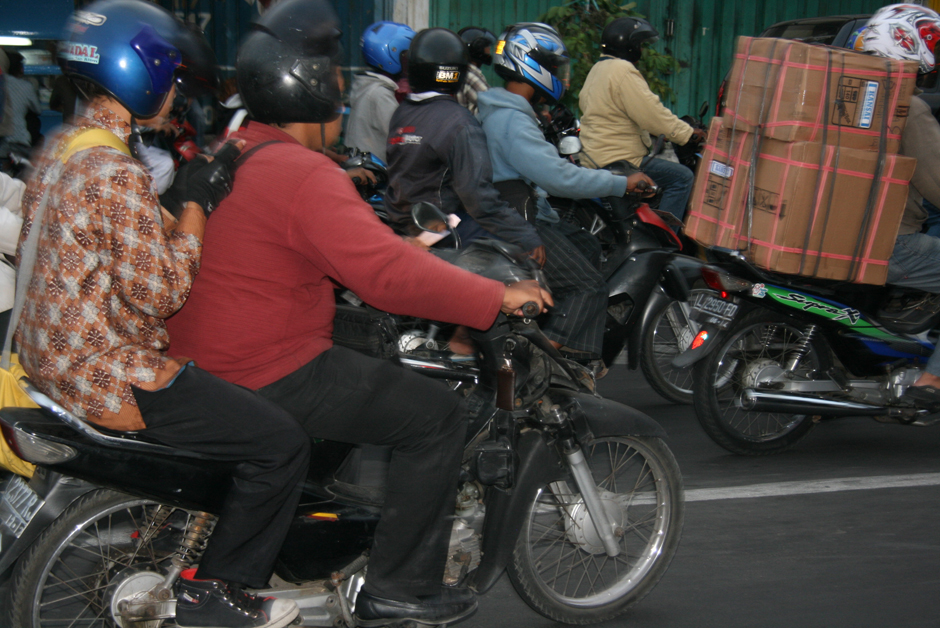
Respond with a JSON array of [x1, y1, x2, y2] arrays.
[[513, 436, 680, 617]]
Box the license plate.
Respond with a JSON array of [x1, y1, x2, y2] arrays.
[[0, 475, 44, 538], [690, 292, 739, 329]]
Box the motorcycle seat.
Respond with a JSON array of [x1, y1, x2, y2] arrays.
[[877, 289, 940, 335], [14, 378, 219, 460]]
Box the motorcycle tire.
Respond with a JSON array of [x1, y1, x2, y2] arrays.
[[692, 308, 831, 456], [5, 488, 195, 628], [507, 436, 683, 624], [639, 293, 711, 405]]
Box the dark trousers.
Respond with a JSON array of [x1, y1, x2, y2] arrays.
[[535, 223, 608, 355], [259, 346, 467, 602], [133, 366, 310, 588]]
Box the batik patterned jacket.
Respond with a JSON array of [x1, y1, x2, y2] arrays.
[[16, 104, 201, 431]]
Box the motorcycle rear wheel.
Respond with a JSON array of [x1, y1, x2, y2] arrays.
[[692, 309, 831, 456], [640, 292, 711, 404], [6, 488, 194, 628], [507, 436, 683, 624]]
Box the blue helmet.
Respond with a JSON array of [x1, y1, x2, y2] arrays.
[[59, 0, 184, 118], [361, 21, 415, 75], [494, 23, 570, 104]]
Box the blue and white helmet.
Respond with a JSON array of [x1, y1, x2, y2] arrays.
[[493, 23, 570, 103]]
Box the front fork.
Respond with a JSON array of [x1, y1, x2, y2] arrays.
[[544, 405, 621, 558], [496, 341, 621, 558]]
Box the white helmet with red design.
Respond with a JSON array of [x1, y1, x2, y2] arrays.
[[861, 4, 940, 73]]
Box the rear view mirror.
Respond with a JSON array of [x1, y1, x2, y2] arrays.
[[698, 101, 709, 120], [412, 202, 450, 233], [558, 136, 582, 156]]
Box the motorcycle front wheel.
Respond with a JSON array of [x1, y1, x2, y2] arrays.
[[5, 489, 195, 628], [507, 436, 683, 624], [692, 308, 831, 455]]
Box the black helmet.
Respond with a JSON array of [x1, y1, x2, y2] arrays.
[[236, 0, 343, 125], [408, 28, 469, 95], [173, 22, 220, 98], [601, 17, 659, 63], [458, 26, 497, 66]]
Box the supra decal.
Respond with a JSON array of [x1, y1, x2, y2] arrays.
[[774, 292, 861, 324], [61, 43, 100, 65]]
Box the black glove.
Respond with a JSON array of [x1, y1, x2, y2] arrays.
[[161, 141, 241, 219]]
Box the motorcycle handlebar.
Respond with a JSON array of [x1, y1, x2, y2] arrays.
[[521, 301, 541, 318]]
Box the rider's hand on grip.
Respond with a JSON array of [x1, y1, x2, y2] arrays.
[[502, 280, 553, 317], [626, 173, 657, 197]]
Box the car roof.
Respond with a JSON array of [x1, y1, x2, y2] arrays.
[[762, 15, 870, 31]]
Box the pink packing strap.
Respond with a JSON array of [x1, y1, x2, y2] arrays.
[[734, 236, 890, 266], [734, 50, 917, 80], [722, 110, 904, 142], [859, 155, 900, 280]]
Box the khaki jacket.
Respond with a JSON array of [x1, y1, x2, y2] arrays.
[[898, 95, 940, 235], [579, 56, 693, 168]]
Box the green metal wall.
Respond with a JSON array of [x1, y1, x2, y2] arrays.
[[430, 0, 891, 117]]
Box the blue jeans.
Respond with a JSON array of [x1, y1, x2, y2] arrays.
[[642, 157, 694, 222], [887, 232, 940, 376], [922, 199, 940, 238]]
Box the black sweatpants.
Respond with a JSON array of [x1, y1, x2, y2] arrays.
[[259, 345, 467, 602], [133, 366, 310, 588]]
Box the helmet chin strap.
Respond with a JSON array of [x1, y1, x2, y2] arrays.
[[129, 118, 143, 161], [321, 124, 327, 155]]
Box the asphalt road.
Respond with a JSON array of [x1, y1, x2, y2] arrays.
[[2, 367, 937, 627], [462, 366, 940, 628]]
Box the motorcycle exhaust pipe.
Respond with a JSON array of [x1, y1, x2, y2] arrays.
[[737, 389, 890, 417]]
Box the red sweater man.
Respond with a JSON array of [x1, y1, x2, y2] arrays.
[[166, 119, 548, 613]]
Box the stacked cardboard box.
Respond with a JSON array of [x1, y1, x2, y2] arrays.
[[686, 37, 919, 285]]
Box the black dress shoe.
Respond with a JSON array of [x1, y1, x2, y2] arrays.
[[354, 586, 478, 627]]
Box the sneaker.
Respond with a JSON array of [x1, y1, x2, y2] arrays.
[[175, 572, 299, 628], [354, 585, 478, 627]]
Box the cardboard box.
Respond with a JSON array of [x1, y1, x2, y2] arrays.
[[685, 118, 748, 249], [722, 37, 918, 153], [686, 119, 916, 285]]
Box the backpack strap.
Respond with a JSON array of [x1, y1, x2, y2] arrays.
[[58, 128, 131, 164], [233, 140, 283, 171]]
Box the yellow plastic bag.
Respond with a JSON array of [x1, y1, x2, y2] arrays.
[[0, 354, 37, 477]]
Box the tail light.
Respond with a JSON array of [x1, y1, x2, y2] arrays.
[[690, 330, 709, 350], [1, 420, 76, 465], [701, 266, 753, 294]]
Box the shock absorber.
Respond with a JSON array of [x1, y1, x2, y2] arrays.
[[759, 324, 779, 349], [785, 324, 818, 372], [156, 512, 218, 600]]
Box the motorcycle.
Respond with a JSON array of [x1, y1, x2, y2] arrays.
[[0, 206, 684, 627], [539, 107, 715, 404], [677, 246, 940, 456]]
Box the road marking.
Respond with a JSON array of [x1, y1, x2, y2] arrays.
[[684, 473, 940, 503]]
